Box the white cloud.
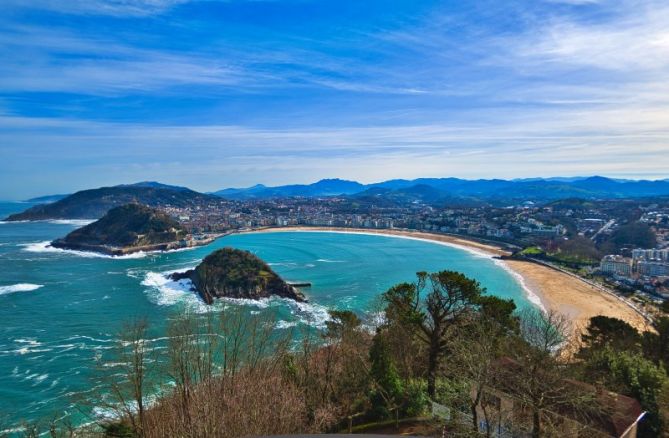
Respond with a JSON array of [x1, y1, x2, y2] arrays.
[[500, 1, 669, 73], [1, 101, 667, 197]]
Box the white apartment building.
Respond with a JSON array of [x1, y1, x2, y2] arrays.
[[637, 260, 669, 277], [600, 255, 633, 277]]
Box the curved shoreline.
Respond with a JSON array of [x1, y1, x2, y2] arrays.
[[236, 226, 651, 333]]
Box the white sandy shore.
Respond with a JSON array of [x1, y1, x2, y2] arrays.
[[240, 227, 652, 334]]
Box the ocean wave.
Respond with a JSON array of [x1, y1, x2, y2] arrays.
[[141, 270, 207, 311], [0, 283, 43, 295], [47, 219, 96, 226], [214, 296, 330, 328], [363, 311, 386, 331], [31, 374, 49, 386], [20, 241, 147, 259], [288, 300, 331, 329], [14, 338, 42, 346], [316, 258, 345, 263], [0, 219, 95, 226], [64, 334, 114, 344], [6, 346, 53, 356], [142, 269, 332, 327], [275, 320, 298, 329]]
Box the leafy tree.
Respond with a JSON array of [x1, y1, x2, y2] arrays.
[[555, 236, 601, 263], [368, 334, 403, 419], [579, 316, 641, 357], [477, 295, 519, 333], [324, 310, 362, 340], [600, 222, 656, 253], [661, 300, 669, 315], [583, 348, 668, 437], [382, 270, 485, 397], [642, 316, 669, 370]]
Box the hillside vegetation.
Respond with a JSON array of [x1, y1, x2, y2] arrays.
[[5, 184, 217, 221], [52, 204, 186, 248], [181, 248, 306, 303]]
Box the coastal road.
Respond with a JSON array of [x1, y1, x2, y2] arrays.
[[591, 219, 615, 241]]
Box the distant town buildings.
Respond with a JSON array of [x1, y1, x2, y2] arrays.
[[637, 260, 669, 277], [601, 248, 669, 277], [601, 255, 633, 277], [632, 248, 669, 262]]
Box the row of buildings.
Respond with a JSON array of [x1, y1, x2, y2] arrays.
[[600, 252, 669, 278]]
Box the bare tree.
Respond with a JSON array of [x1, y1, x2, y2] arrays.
[[98, 318, 155, 437], [501, 309, 602, 438], [449, 318, 501, 436], [164, 310, 217, 433]]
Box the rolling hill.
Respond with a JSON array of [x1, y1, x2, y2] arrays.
[[5, 183, 221, 221]]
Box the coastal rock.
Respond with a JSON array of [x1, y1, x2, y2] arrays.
[[50, 204, 191, 255], [170, 247, 307, 304]]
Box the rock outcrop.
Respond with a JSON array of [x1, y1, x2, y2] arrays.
[[170, 247, 307, 304]]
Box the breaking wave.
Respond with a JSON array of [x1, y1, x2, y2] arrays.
[[20, 241, 147, 259], [140, 268, 212, 313], [0, 283, 43, 296], [141, 269, 331, 327], [46, 219, 96, 226]]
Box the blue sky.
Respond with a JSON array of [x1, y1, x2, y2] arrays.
[[1, 0, 668, 199]]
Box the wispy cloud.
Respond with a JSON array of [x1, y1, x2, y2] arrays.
[[1, 0, 668, 198], [2, 102, 667, 198], [504, 4, 669, 73], [1, 0, 196, 17]]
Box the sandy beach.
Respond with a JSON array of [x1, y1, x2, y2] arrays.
[[244, 227, 652, 334]]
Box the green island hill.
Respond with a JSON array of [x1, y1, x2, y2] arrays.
[[170, 247, 307, 304], [50, 203, 214, 255]]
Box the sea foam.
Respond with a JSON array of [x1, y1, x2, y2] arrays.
[[46, 219, 95, 226], [0, 283, 43, 296], [141, 270, 206, 311], [20, 241, 147, 259], [142, 268, 332, 327]]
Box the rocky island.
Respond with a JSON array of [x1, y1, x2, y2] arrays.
[[170, 247, 307, 304], [50, 203, 215, 256]]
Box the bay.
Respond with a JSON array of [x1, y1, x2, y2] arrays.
[[0, 201, 533, 430]]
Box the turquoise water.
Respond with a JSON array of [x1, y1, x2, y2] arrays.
[[0, 201, 532, 430]]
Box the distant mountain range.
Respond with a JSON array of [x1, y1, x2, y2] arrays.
[[6, 176, 669, 221], [213, 179, 365, 198], [212, 176, 669, 202]]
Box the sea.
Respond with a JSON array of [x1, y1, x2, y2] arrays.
[[0, 201, 536, 432]]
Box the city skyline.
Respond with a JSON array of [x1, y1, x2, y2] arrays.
[[2, 0, 669, 199]]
